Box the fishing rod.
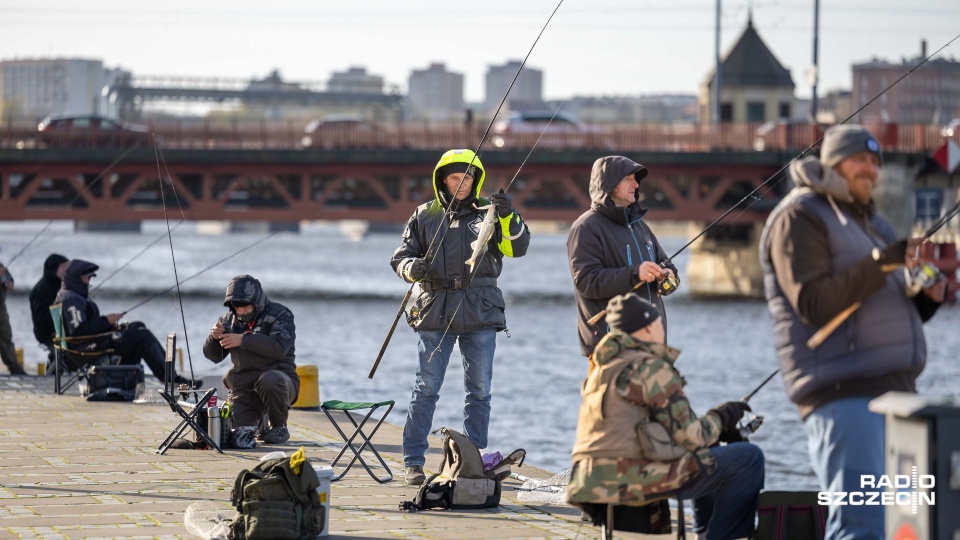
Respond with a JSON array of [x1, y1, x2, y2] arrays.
[[743, 368, 779, 403], [153, 134, 197, 383], [3, 146, 137, 268], [587, 32, 960, 328], [368, 0, 565, 379], [919, 195, 960, 243]]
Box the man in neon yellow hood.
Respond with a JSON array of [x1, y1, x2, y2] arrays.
[[390, 148, 530, 485]]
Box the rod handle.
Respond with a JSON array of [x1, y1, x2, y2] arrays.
[[806, 301, 861, 350]]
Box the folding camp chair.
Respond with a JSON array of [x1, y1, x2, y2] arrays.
[[157, 333, 222, 455], [321, 399, 395, 483], [49, 303, 118, 395]]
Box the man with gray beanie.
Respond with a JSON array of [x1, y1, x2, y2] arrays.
[[760, 125, 946, 539], [568, 292, 764, 539]]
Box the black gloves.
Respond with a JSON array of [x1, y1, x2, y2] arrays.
[[708, 401, 752, 433], [402, 258, 428, 282], [873, 239, 908, 267], [718, 428, 746, 444], [490, 188, 515, 218]]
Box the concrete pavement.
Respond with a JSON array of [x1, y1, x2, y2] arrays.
[[0, 373, 680, 539]]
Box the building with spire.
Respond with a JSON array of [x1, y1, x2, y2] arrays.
[[698, 14, 796, 123]]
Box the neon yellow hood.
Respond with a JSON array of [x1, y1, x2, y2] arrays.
[[432, 148, 486, 203]]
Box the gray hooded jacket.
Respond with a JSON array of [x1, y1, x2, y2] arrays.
[[567, 156, 676, 357], [760, 156, 935, 417], [202, 275, 299, 399]]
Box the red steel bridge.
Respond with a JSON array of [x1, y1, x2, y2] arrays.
[[0, 120, 947, 224]]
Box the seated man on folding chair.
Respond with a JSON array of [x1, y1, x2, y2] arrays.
[[567, 293, 765, 540], [202, 275, 299, 446], [54, 259, 200, 388]]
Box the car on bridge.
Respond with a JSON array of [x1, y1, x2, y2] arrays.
[[753, 120, 828, 151], [301, 115, 382, 149], [490, 111, 613, 150], [35, 115, 150, 148]]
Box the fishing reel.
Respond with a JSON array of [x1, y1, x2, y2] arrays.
[[738, 414, 764, 439], [657, 273, 680, 297], [905, 262, 943, 297], [656, 260, 680, 297]]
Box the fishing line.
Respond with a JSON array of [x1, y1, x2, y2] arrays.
[[153, 133, 197, 383], [3, 146, 137, 268], [368, 0, 565, 378], [583, 32, 960, 328], [92, 220, 186, 291], [666, 31, 960, 263], [119, 231, 280, 316]]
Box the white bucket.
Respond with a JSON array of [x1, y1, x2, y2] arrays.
[[313, 465, 333, 537]]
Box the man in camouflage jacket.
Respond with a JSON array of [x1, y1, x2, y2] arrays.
[[567, 293, 764, 539]]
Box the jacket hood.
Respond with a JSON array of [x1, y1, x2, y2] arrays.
[[61, 259, 99, 297], [224, 275, 267, 314], [43, 253, 68, 280], [790, 156, 855, 203], [432, 148, 486, 209], [593, 330, 680, 367], [589, 156, 648, 221]]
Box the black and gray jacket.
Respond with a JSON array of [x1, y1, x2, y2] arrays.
[[53, 259, 114, 353], [760, 156, 938, 417], [390, 156, 530, 334], [202, 275, 299, 399], [567, 156, 676, 357], [30, 253, 68, 344]]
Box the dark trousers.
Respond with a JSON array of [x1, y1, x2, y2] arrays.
[[229, 370, 296, 429], [111, 324, 166, 380], [0, 294, 20, 373]]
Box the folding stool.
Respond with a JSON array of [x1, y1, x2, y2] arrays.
[[321, 399, 395, 483], [156, 333, 222, 455]]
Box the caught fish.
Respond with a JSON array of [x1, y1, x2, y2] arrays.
[[466, 203, 498, 272]]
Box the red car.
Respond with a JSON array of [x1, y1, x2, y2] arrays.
[[37, 115, 150, 148]]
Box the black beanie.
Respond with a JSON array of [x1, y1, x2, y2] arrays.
[[436, 163, 480, 182], [605, 292, 661, 333]]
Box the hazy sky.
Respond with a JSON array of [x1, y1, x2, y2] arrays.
[[2, 1, 958, 103]]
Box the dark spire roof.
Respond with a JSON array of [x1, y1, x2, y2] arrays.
[[707, 18, 794, 88]]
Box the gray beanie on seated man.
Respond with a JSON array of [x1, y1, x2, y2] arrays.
[[605, 292, 661, 333], [820, 124, 883, 168]]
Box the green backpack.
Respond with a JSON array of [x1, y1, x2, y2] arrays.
[[228, 456, 324, 540]]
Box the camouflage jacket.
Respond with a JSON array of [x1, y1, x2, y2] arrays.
[[567, 331, 721, 506]]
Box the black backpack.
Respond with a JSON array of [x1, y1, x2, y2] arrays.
[[401, 427, 525, 511], [228, 455, 324, 540]]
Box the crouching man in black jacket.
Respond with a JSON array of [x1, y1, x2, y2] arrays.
[[203, 275, 299, 446]]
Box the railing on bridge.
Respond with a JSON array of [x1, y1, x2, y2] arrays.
[[0, 119, 954, 153]]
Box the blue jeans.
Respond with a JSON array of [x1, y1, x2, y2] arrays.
[[403, 328, 496, 466], [805, 397, 885, 540], [672, 443, 765, 540]]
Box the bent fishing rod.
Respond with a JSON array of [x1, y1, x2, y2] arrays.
[[587, 32, 960, 327], [3, 146, 138, 268], [368, 0, 565, 379]]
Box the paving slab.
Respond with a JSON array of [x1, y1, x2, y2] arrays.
[[0, 374, 684, 539]]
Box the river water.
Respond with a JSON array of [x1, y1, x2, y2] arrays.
[[2, 221, 958, 490]]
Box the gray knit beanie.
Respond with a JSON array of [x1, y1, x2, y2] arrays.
[[820, 125, 883, 168], [605, 292, 661, 333]]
